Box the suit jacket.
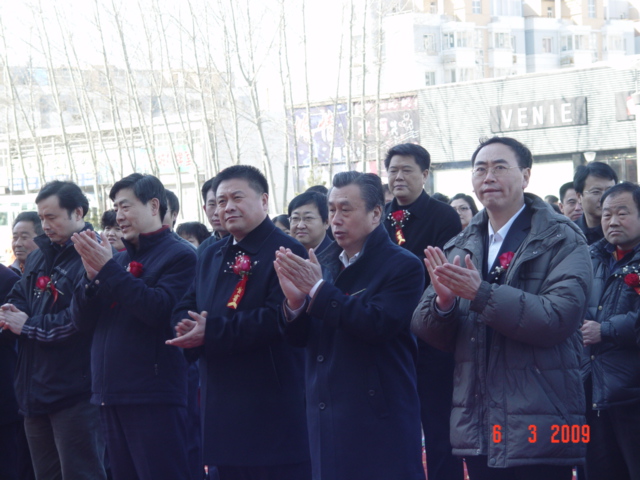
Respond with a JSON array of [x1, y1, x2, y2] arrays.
[[0, 265, 20, 425], [283, 225, 426, 480], [173, 217, 310, 467]]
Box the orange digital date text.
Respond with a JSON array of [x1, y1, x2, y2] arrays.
[[491, 424, 590, 443]]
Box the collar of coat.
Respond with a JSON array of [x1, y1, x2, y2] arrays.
[[445, 193, 584, 255], [219, 216, 278, 256], [388, 190, 430, 220], [317, 223, 391, 282], [122, 225, 172, 257]]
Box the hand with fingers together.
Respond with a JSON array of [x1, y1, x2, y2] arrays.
[[166, 311, 207, 349], [71, 230, 113, 280], [274, 247, 322, 310], [424, 246, 482, 310], [0, 303, 29, 335]]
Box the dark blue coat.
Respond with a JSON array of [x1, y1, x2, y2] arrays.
[[283, 224, 426, 480], [72, 226, 196, 407], [583, 239, 640, 409], [8, 226, 95, 416], [173, 217, 310, 467], [0, 265, 20, 425]]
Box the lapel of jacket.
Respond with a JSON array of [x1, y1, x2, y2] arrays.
[[486, 205, 533, 283]]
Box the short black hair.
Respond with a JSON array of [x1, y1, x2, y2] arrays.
[[288, 192, 328, 223], [101, 210, 118, 229], [471, 136, 533, 169], [545, 195, 559, 204], [384, 143, 430, 171], [306, 185, 328, 195], [331, 171, 384, 212], [176, 221, 210, 245], [272, 214, 290, 230], [573, 162, 618, 194], [35, 180, 89, 217], [13, 211, 44, 235], [559, 182, 575, 203], [600, 181, 640, 214], [109, 173, 167, 220], [432, 192, 450, 204], [215, 165, 268, 195], [201, 177, 215, 202], [165, 190, 180, 215], [450, 193, 479, 216]]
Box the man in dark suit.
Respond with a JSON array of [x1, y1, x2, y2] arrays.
[[0, 265, 20, 480], [382, 143, 462, 480], [275, 172, 426, 480], [168, 165, 311, 480]]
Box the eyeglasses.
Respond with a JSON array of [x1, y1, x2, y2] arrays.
[[453, 205, 470, 213], [583, 189, 605, 197], [471, 165, 522, 177], [289, 215, 320, 226]]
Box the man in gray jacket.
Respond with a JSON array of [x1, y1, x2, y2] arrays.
[[412, 137, 592, 480]]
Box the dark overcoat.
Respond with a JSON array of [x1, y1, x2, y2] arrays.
[[283, 224, 426, 480], [0, 265, 20, 426], [173, 217, 310, 467]]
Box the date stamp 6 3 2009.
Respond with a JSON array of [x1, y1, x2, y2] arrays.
[[492, 424, 590, 444]]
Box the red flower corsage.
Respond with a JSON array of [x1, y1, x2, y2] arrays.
[[388, 209, 410, 245], [624, 273, 640, 295], [227, 254, 255, 309], [489, 251, 514, 282], [35, 275, 62, 305], [127, 261, 144, 278]]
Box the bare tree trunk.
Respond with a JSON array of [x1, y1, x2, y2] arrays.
[[346, 0, 354, 170], [360, 0, 368, 172], [375, 0, 383, 174], [94, 0, 126, 179], [329, 2, 346, 181], [35, 0, 77, 183], [280, 0, 300, 191], [301, 0, 315, 180], [139, 2, 185, 214], [228, 0, 279, 212], [110, 0, 158, 176], [53, 4, 103, 212], [277, 7, 290, 205]]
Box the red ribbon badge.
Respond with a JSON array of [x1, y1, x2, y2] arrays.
[[624, 273, 640, 295], [36, 275, 60, 304], [227, 255, 252, 309], [389, 210, 410, 246]]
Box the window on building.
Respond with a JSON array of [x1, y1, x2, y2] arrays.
[[588, 0, 596, 18], [561, 35, 573, 51], [494, 32, 511, 49], [574, 34, 587, 49], [445, 69, 456, 83], [423, 34, 436, 54], [456, 31, 471, 47], [425, 71, 436, 86], [443, 32, 455, 49], [511, 35, 517, 52], [430, 2, 437, 14], [547, 6, 553, 17], [472, 0, 481, 14], [542, 37, 552, 53]]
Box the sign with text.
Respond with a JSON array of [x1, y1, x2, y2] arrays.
[[490, 96, 587, 133]]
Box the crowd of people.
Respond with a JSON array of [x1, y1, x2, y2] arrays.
[[0, 136, 639, 480]]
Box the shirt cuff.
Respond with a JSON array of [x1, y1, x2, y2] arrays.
[[434, 297, 457, 316], [284, 301, 306, 321], [309, 279, 324, 298]]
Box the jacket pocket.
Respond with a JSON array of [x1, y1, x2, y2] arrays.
[[530, 365, 570, 422], [366, 365, 389, 419]]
